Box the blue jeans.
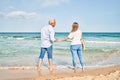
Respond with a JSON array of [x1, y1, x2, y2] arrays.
[[39, 45, 53, 60], [70, 44, 84, 68]]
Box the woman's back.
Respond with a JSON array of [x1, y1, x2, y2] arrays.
[[68, 29, 82, 45]]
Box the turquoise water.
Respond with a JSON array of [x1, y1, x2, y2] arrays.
[[0, 32, 120, 67]]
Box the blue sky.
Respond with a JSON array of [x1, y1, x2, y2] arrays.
[[0, 0, 120, 32]]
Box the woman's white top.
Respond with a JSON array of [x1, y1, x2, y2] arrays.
[[68, 29, 82, 45]]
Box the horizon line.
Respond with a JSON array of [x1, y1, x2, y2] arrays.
[[0, 31, 120, 33]]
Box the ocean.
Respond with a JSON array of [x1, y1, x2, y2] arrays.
[[0, 32, 120, 69]]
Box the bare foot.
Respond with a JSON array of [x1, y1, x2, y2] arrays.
[[38, 71, 41, 77], [82, 67, 84, 72], [49, 68, 53, 74], [74, 68, 76, 73], [37, 67, 41, 71]]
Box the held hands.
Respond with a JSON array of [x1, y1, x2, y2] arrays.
[[54, 37, 69, 42], [54, 39, 64, 42]]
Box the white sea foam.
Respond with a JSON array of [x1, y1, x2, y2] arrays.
[[16, 38, 24, 40], [7, 37, 24, 40], [0, 36, 3, 38], [86, 41, 120, 44], [0, 66, 36, 70], [7, 37, 13, 40]]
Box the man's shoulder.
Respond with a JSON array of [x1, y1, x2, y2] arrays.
[[41, 25, 48, 30], [42, 25, 52, 29], [41, 25, 54, 32], [48, 25, 54, 31]]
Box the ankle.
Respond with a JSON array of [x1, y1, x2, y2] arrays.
[[73, 68, 76, 73], [82, 67, 84, 71]]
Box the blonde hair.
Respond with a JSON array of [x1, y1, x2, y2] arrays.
[[71, 22, 79, 32]]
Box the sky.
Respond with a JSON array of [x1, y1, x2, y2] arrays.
[[0, 0, 120, 32]]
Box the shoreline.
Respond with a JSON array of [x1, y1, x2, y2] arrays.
[[35, 64, 120, 80], [0, 64, 119, 80]]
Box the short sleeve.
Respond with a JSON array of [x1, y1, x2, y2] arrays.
[[68, 32, 73, 39]]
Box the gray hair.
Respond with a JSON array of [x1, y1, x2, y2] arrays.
[[49, 19, 56, 24]]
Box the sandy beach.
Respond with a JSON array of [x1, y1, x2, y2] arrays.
[[0, 64, 119, 80]]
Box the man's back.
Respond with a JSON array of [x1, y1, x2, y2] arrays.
[[41, 25, 55, 48]]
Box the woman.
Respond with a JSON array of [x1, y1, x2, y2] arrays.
[[63, 22, 84, 73]]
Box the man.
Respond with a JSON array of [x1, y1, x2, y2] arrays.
[[37, 19, 60, 74]]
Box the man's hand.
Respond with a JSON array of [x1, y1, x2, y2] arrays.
[[54, 39, 63, 42]]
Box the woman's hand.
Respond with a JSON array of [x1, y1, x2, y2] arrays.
[[54, 39, 64, 42], [54, 37, 70, 42]]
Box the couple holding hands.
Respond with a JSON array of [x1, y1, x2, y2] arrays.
[[37, 19, 85, 74]]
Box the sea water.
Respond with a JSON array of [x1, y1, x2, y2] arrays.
[[0, 32, 120, 68]]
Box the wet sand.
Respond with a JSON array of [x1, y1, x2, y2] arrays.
[[0, 64, 120, 80]]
